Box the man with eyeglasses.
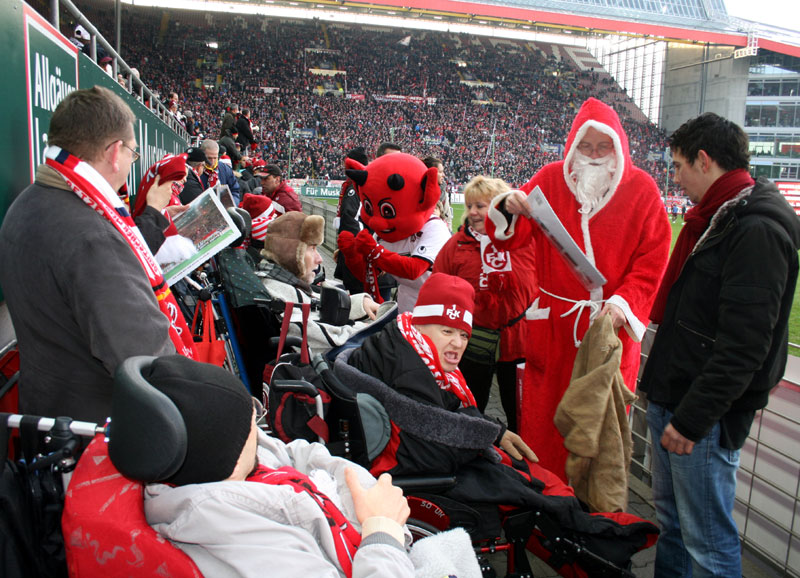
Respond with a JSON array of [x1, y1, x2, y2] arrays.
[[0, 86, 189, 423], [485, 97, 671, 481]]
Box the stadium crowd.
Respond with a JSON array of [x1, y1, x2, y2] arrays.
[[69, 5, 669, 188], [10, 4, 794, 578]]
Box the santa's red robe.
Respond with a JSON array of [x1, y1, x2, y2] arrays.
[[486, 98, 670, 481]]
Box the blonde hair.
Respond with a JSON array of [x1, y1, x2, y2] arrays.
[[462, 175, 510, 206]]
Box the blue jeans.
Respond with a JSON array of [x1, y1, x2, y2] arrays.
[[647, 402, 742, 578]]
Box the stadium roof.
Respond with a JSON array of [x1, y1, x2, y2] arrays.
[[124, 0, 800, 57]]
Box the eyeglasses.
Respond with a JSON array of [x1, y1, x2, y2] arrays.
[[106, 139, 140, 161], [121, 142, 141, 162], [577, 141, 614, 156]]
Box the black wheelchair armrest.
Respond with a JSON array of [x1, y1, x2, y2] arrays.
[[392, 475, 458, 494], [271, 379, 319, 397]]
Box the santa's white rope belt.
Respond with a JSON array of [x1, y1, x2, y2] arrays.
[[538, 288, 605, 348]]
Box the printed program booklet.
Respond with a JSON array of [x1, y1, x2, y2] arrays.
[[158, 189, 239, 285], [525, 186, 607, 291]]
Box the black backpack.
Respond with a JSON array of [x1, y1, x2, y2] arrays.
[[1, 415, 75, 578]]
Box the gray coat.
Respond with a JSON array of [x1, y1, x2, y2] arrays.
[[0, 165, 175, 422]]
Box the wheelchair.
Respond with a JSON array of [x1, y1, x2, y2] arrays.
[[264, 342, 658, 578]]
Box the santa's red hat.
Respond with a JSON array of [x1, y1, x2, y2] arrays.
[[412, 273, 474, 336]]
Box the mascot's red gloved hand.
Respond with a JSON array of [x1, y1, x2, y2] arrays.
[[337, 231, 367, 281], [355, 229, 379, 258], [355, 229, 430, 281]]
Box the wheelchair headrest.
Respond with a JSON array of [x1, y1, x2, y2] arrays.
[[108, 356, 187, 482]]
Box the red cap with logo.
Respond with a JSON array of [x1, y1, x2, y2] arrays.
[[411, 273, 475, 337]]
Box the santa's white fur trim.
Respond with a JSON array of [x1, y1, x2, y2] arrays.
[[563, 119, 625, 217], [525, 296, 551, 320], [606, 294, 646, 342], [487, 191, 518, 241]]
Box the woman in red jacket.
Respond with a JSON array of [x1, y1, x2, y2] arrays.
[[433, 176, 537, 432]]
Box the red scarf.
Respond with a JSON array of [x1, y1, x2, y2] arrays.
[[364, 242, 385, 304], [45, 146, 197, 359], [396, 313, 476, 408], [247, 464, 361, 577], [203, 162, 219, 188], [650, 168, 754, 322]]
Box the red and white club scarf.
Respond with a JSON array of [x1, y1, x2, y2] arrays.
[[203, 161, 219, 189], [364, 243, 385, 304], [44, 146, 196, 359], [396, 312, 476, 408]]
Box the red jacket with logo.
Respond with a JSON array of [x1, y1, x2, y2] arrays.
[[433, 227, 537, 361]]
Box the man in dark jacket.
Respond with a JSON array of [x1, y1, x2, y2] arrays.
[[179, 146, 208, 204], [236, 107, 257, 153], [334, 147, 369, 293], [220, 103, 238, 139], [640, 112, 800, 578]]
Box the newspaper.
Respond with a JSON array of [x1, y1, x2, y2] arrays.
[[157, 189, 240, 286], [214, 183, 236, 209], [525, 186, 606, 291]]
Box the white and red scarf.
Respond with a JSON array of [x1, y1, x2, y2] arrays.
[[396, 313, 476, 408], [44, 146, 196, 359], [364, 242, 385, 304], [203, 162, 219, 188]]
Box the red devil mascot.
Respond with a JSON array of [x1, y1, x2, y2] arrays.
[[337, 153, 449, 312]]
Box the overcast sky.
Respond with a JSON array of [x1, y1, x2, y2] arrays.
[[724, 0, 799, 32]]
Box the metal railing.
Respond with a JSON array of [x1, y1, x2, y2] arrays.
[[631, 325, 800, 576], [48, 0, 188, 141]]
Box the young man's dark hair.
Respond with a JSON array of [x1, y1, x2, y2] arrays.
[[377, 142, 402, 157], [346, 146, 368, 165], [668, 112, 750, 171]]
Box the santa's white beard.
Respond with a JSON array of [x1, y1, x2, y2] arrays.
[[569, 151, 617, 214]]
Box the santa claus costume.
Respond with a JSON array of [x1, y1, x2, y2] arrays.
[[486, 98, 670, 481]]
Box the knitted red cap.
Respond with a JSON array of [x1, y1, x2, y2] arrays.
[[412, 273, 475, 336], [241, 193, 273, 220]]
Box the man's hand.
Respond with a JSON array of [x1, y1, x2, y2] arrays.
[[503, 190, 532, 218], [165, 205, 188, 220], [660, 423, 695, 455], [145, 175, 175, 211], [599, 302, 626, 329], [345, 468, 410, 526], [362, 295, 379, 320], [499, 430, 538, 462]]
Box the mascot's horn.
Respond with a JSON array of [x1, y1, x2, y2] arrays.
[[346, 168, 368, 186], [387, 174, 405, 191], [421, 167, 440, 208]]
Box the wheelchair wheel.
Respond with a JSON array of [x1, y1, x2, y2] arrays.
[[405, 518, 439, 542]]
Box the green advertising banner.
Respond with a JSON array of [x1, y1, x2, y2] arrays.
[[24, 5, 79, 182], [0, 0, 187, 225], [0, 0, 186, 303], [301, 185, 341, 198]]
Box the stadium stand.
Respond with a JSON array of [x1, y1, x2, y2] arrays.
[[65, 5, 670, 188]]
